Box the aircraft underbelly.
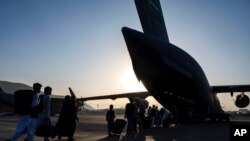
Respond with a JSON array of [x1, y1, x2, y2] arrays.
[[131, 52, 213, 114], [122, 27, 222, 115]]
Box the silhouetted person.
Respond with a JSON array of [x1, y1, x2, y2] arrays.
[[106, 104, 115, 136], [150, 105, 157, 128], [56, 95, 78, 141], [160, 107, 169, 127], [132, 105, 139, 134], [186, 106, 194, 123], [171, 105, 179, 127], [36, 86, 52, 141], [125, 98, 136, 133], [70, 95, 79, 138], [138, 105, 145, 131], [6, 83, 42, 141], [155, 106, 161, 126], [147, 106, 151, 117]]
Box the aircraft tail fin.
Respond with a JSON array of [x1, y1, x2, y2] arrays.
[[134, 0, 169, 42]]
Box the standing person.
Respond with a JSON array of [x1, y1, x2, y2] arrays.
[[132, 105, 139, 134], [187, 106, 194, 123], [6, 83, 42, 141], [36, 86, 52, 141], [70, 95, 79, 138], [160, 107, 169, 127], [106, 104, 115, 136], [124, 98, 136, 134], [71, 95, 79, 115], [171, 105, 179, 127], [150, 105, 157, 128], [147, 106, 151, 117], [56, 95, 78, 141], [155, 106, 160, 126], [138, 105, 145, 131]]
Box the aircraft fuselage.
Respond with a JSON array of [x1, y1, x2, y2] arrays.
[[122, 27, 224, 118]]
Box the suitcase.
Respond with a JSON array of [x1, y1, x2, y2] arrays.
[[142, 116, 151, 129], [36, 124, 56, 137], [56, 121, 76, 137], [112, 119, 127, 135]]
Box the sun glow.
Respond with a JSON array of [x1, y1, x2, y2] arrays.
[[122, 68, 146, 92]]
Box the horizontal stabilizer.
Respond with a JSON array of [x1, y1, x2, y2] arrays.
[[212, 85, 250, 93]]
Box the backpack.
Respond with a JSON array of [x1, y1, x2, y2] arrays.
[[14, 90, 34, 115], [39, 94, 44, 109]]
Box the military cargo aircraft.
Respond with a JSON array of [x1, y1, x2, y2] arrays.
[[82, 0, 250, 121]]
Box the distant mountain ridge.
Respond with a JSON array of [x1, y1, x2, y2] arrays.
[[0, 80, 95, 110], [0, 80, 32, 93]]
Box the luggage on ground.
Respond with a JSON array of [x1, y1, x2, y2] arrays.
[[142, 116, 151, 129], [112, 119, 127, 135], [56, 121, 76, 137], [36, 123, 56, 137]]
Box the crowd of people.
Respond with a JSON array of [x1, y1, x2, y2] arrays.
[[5, 82, 179, 140], [106, 98, 175, 137], [5, 83, 79, 141]]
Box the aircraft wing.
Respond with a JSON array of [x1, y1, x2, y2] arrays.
[[80, 91, 150, 101], [68, 88, 150, 109], [211, 85, 250, 96]]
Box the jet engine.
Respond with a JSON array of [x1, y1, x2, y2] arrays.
[[235, 93, 250, 108], [133, 97, 149, 109]]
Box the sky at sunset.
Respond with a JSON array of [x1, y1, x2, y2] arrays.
[[0, 0, 249, 110]]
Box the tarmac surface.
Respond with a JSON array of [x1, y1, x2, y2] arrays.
[[0, 112, 247, 141]]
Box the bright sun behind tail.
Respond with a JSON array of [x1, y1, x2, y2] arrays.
[[122, 68, 146, 92]]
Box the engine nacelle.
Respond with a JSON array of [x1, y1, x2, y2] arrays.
[[133, 97, 149, 109], [235, 94, 250, 108]]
